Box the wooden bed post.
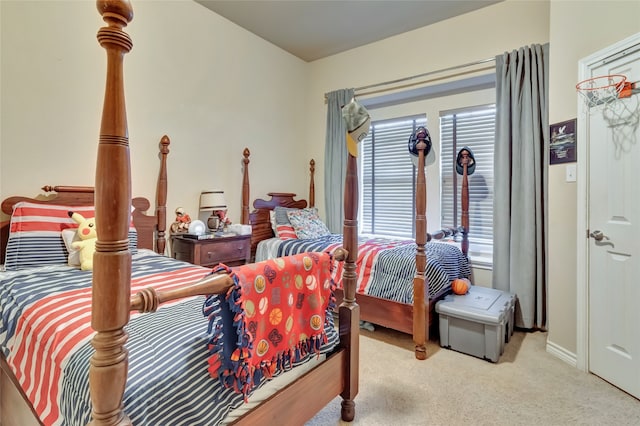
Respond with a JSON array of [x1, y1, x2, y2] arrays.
[[413, 140, 428, 360], [460, 151, 470, 255], [242, 148, 250, 225], [340, 153, 360, 420], [156, 135, 170, 255], [90, 1, 133, 424], [309, 159, 315, 208]]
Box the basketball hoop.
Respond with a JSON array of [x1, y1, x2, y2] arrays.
[[576, 74, 631, 109], [577, 74, 639, 158]]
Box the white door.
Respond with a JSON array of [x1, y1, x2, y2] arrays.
[[585, 38, 640, 399]]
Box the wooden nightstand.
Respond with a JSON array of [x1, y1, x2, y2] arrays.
[[171, 234, 251, 267]]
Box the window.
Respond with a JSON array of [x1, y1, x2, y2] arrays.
[[361, 115, 426, 239], [440, 105, 495, 266]]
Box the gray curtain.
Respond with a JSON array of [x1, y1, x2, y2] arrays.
[[324, 88, 354, 233], [493, 44, 549, 330]]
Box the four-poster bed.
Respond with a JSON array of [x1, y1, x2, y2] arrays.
[[0, 1, 360, 424], [240, 143, 472, 359]]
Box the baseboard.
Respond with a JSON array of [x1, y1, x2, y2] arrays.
[[546, 339, 577, 367]]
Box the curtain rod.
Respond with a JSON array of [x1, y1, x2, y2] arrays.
[[324, 56, 496, 100]]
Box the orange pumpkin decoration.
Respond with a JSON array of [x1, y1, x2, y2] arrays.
[[451, 278, 470, 295]]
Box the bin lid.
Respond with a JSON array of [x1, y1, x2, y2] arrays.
[[436, 286, 511, 324]]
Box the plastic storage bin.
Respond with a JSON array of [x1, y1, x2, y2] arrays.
[[436, 286, 517, 362]]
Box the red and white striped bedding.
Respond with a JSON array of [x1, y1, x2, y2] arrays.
[[3, 201, 137, 270], [0, 250, 338, 425]]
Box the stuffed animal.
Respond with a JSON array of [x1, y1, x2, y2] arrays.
[[68, 211, 97, 271]]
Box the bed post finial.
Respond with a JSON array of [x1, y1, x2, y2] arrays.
[[241, 148, 251, 225], [309, 159, 315, 208], [156, 135, 170, 254], [97, 0, 133, 27], [90, 1, 134, 425]]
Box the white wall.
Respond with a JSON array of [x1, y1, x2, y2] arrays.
[[0, 0, 311, 229], [547, 0, 640, 356]]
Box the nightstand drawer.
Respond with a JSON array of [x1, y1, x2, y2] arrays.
[[199, 239, 249, 265], [171, 234, 251, 267]]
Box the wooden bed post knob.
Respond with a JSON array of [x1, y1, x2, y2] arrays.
[[97, 0, 133, 27]]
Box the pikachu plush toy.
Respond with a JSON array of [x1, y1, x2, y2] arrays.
[[68, 211, 97, 271]]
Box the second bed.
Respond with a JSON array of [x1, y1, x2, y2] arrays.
[[240, 146, 473, 359]]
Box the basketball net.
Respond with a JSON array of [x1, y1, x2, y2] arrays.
[[603, 96, 640, 158], [577, 74, 639, 158]]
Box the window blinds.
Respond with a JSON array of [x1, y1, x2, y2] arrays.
[[440, 105, 495, 260], [361, 116, 426, 238]]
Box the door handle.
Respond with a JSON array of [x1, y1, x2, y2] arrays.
[[589, 230, 609, 241], [589, 229, 614, 248]]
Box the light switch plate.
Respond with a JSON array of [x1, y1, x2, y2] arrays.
[[566, 164, 577, 182]]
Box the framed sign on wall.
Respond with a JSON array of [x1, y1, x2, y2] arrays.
[[550, 118, 577, 164]]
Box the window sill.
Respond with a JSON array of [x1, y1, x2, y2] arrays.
[[360, 233, 413, 241], [468, 253, 493, 270]]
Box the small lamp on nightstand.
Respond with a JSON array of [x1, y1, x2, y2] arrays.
[[199, 190, 227, 232]]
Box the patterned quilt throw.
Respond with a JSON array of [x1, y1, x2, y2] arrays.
[[203, 252, 337, 399]]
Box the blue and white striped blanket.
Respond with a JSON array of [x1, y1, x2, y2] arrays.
[[276, 235, 470, 303], [0, 250, 338, 425]]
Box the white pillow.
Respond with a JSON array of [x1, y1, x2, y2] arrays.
[[62, 228, 81, 267], [269, 210, 277, 234]]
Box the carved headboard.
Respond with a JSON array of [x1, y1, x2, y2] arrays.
[[239, 147, 315, 260]]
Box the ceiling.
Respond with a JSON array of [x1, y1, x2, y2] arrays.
[[195, 1, 503, 62]]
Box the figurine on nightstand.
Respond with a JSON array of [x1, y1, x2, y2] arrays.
[[213, 209, 232, 233], [171, 207, 192, 233]]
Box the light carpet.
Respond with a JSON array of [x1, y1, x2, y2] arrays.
[[306, 327, 640, 425]]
